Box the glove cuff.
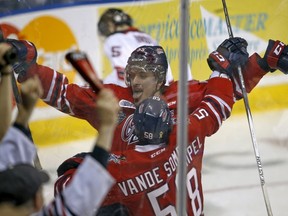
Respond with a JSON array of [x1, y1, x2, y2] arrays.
[[257, 57, 274, 72], [262, 39, 287, 73], [266, 40, 286, 68]]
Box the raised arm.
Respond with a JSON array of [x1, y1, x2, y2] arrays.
[[207, 37, 288, 100], [6, 39, 103, 129], [0, 75, 43, 170], [44, 89, 120, 216], [14, 75, 43, 128], [0, 43, 14, 140]]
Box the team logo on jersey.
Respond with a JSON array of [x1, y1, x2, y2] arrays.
[[108, 153, 126, 164], [117, 110, 126, 124], [118, 99, 136, 124], [119, 99, 136, 109], [121, 114, 139, 145]]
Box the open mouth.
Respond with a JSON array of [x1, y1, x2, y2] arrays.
[[132, 87, 143, 104], [132, 90, 142, 100]]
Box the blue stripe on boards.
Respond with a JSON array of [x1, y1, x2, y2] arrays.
[[0, 0, 155, 18]]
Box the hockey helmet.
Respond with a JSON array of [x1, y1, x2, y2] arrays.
[[125, 45, 168, 86], [98, 8, 133, 37], [133, 96, 172, 145]]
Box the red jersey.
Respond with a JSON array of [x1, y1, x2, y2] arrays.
[[23, 53, 266, 153], [101, 77, 234, 216], [54, 77, 234, 215]]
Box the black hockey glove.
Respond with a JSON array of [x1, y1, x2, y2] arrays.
[[257, 39, 288, 74], [0, 45, 17, 71], [207, 37, 249, 77], [5, 39, 38, 76]]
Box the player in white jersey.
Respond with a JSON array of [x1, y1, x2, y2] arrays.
[[97, 8, 178, 87]]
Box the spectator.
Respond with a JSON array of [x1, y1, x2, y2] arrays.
[[0, 68, 120, 215], [0, 42, 14, 140], [54, 71, 234, 215], [0, 164, 49, 215]]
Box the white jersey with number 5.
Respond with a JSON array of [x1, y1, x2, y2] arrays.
[[102, 27, 174, 87]]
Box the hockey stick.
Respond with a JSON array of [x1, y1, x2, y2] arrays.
[[65, 51, 103, 92], [221, 0, 273, 215], [0, 27, 43, 170]]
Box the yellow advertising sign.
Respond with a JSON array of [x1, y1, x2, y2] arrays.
[[101, 0, 288, 80]]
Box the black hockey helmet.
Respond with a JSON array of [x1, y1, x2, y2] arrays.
[[125, 45, 168, 86], [98, 8, 133, 37], [133, 96, 172, 146]]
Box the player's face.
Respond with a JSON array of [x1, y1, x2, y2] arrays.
[[129, 69, 161, 106]]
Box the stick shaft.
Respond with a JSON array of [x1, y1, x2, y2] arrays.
[[221, 0, 234, 38], [237, 66, 273, 215], [221, 0, 273, 215]]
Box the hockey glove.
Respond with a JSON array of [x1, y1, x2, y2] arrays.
[[5, 39, 38, 76], [207, 37, 249, 77], [258, 39, 288, 74]]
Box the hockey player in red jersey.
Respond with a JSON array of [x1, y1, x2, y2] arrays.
[[6, 37, 288, 154], [55, 83, 234, 215], [104, 91, 233, 215], [48, 38, 288, 215]]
